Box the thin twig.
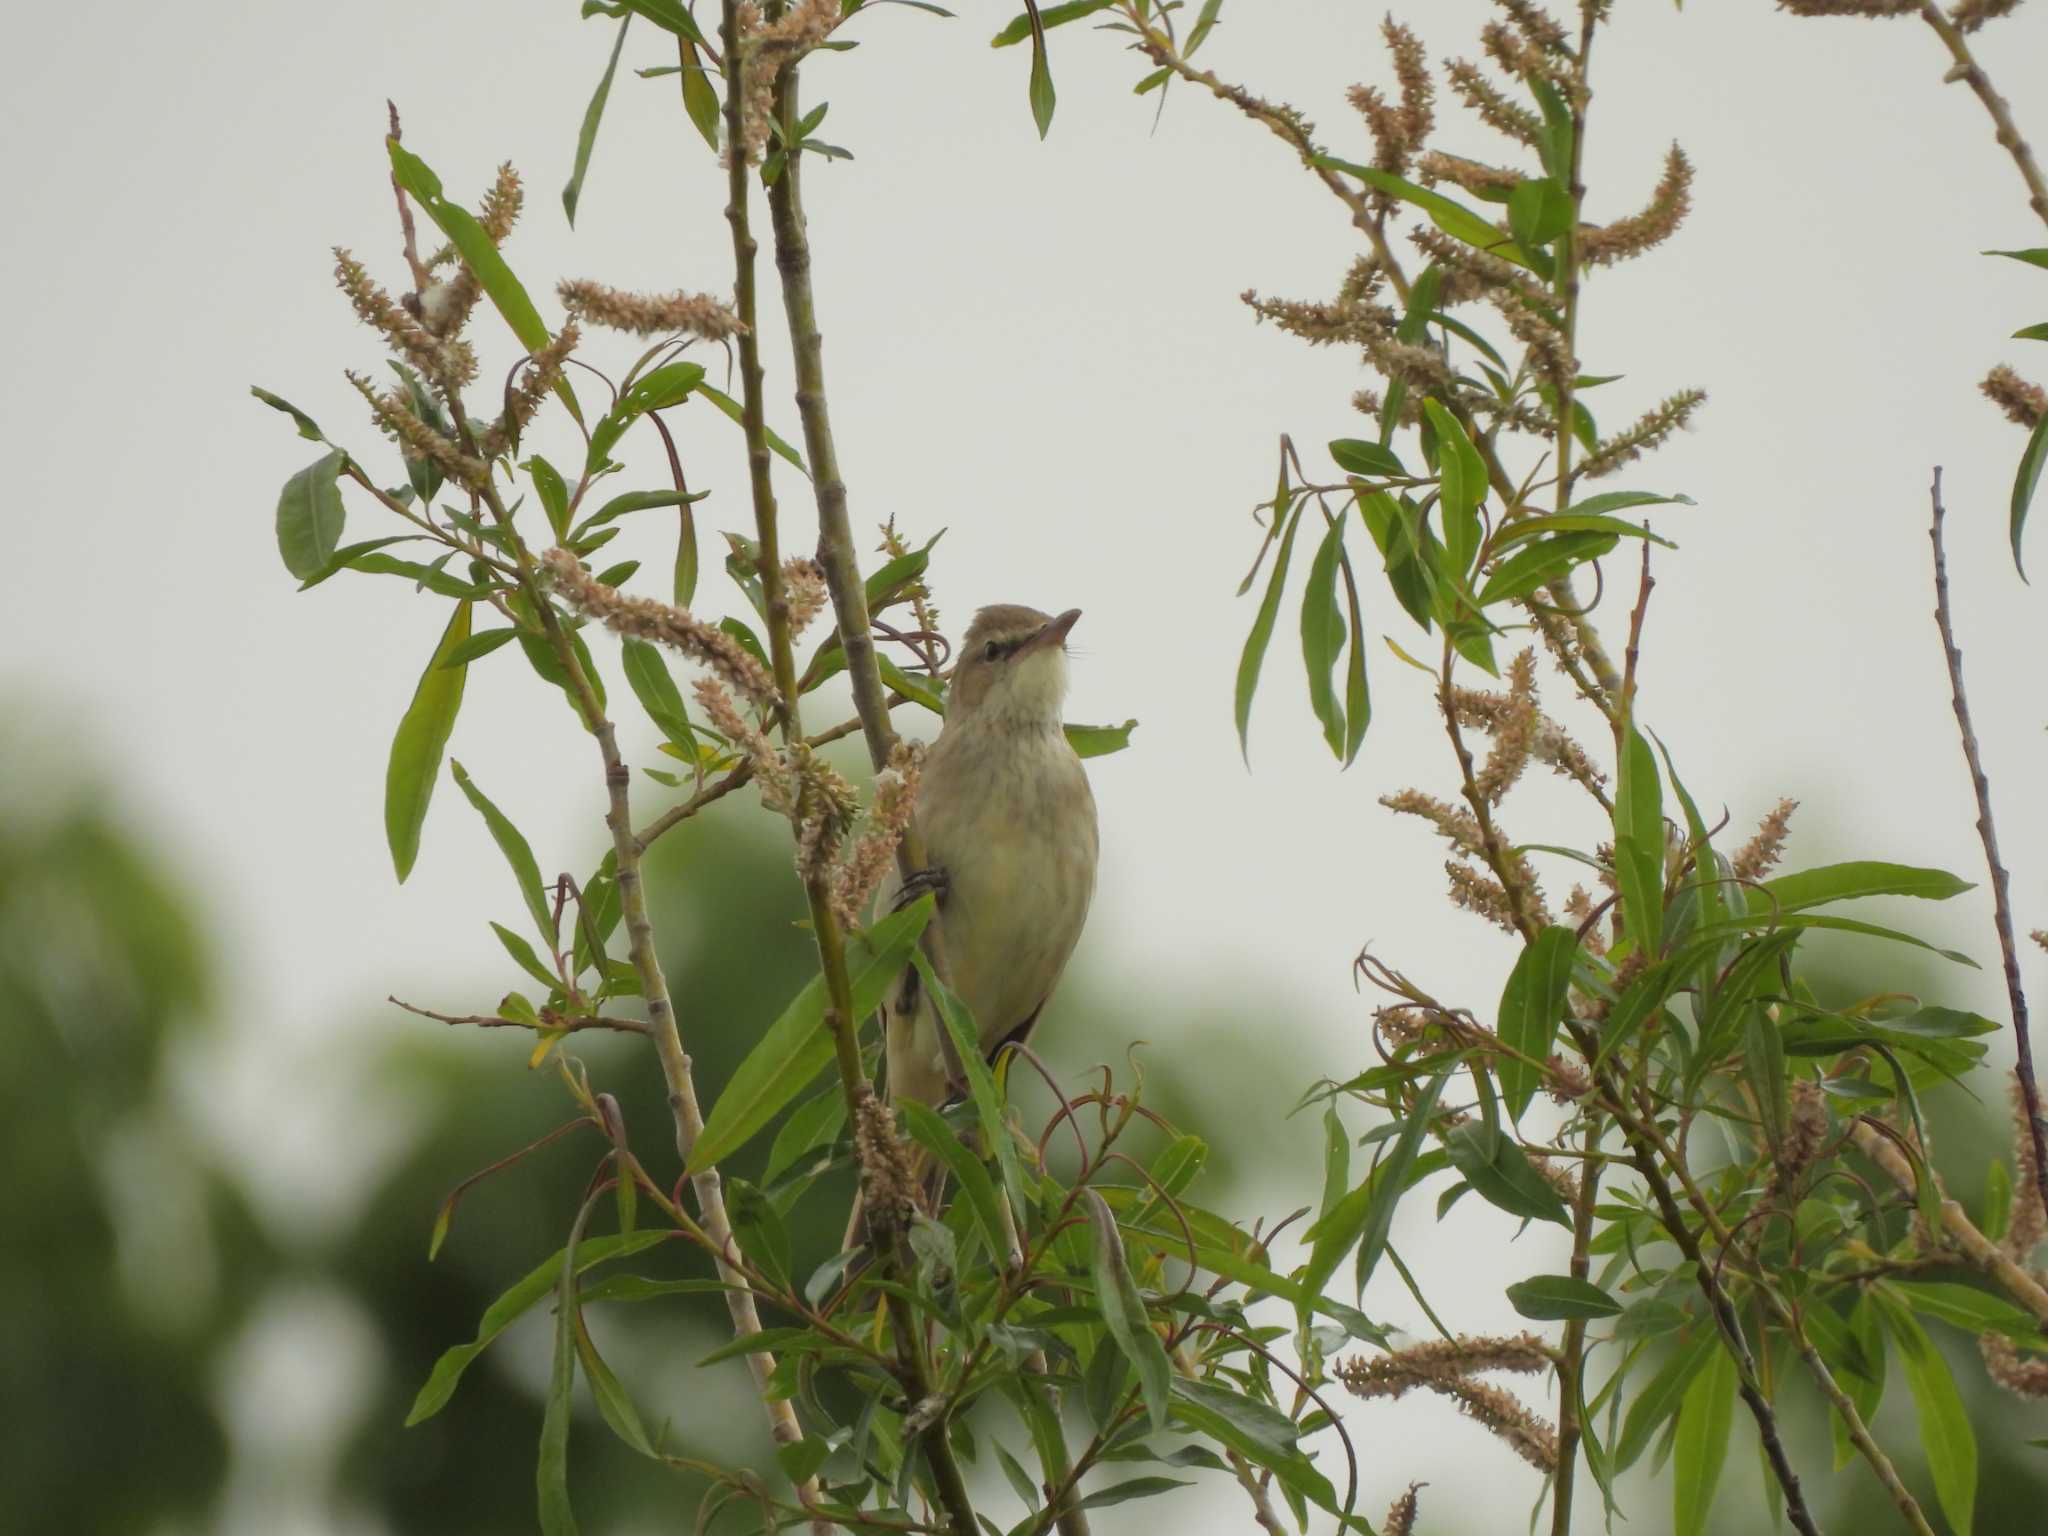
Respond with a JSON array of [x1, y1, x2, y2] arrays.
[[388, 996, 647, 1035], [1930, 467, 2048, 1231], [1916, 1, 2048, 227]]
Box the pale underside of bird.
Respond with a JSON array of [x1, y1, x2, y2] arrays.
[[882, 603, 1100, 1109]]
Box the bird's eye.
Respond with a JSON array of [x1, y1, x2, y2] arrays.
[[983, 640, 1001, 662]]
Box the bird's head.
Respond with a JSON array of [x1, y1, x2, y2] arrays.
[[946, 604, 1081, 728]]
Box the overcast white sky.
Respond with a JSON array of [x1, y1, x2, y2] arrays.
[[7, 0, 2048, 1530]]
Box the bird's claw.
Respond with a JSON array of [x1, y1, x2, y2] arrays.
[[893, 865, 951, 911]]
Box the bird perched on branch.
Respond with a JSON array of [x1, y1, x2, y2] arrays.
[[884, 603, 1099, 1107]]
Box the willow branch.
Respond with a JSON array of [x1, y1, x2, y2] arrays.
[[1930, 468, 2048, 1230], [1548, 1114, 1603, 1536], [763, 35, 964, 1086], [1792, 1323, 1936, 1536], [1849, 1118, 2048, 1326], [1917, 0, 2048, 227], [721, 10, 974, 1532]]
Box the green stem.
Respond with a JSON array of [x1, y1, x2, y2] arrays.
[[1548, 1113, 1603, 1536]]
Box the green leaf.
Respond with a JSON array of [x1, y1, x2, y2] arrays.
[[275, 448, 347, 580], [1491, 512, 1678, 554], [1892, 1280, 2046, 1342], [1074, 1476, 1193, 1511], [677, 34, 721, 153], [1026, 13, 1057, 137], [339, 552, 490, 599], [450, 760, 556, 944], [1421, 398, 1486, 575], [528, 455, 570, 542], [614, 0, 708, 48], [1751, 861, 1972, 912], [763, 1087, 847, 1182], [695, 383, 809, 475], [251, 385, 328, 442], [990, 1, 1114, 46], [2013, 321, 2048, 342], [1672, 1343, 1736, 1536], [1236, 498, 1304, 764], [1875, 1289, 1976, 1535], [1186, 0, 1225, 54], [2012, 412, 2047, 580], [1478, 530, 1618, 606], [1506, 1274, 1621, 1320], [687, 896, 936, 1173], [1508, 177, 1573, 249], [1315, 158, 1541, 274], [1082, 1189, 1173, 1433], [539, 1207, 592, 1536], [1300, 516, 1348, 758], [1613, 724, 1664, 955], [575, 1313, 655, 1457], [1444, 1122, 1570, 1226], [491, 921, 559, 989], [387, 142, 564, 407], [563, 14, 631, 225], [406, 1229, 670, 1424], [620, 636, 695, 749], [1168, 1379, 1338, 1513], [386, 603, 473, 882], [1616, 1326, 1717, 1471], [913, 949, 1028, 1219], [295, 536, 417, 592], [1497, 926, 1577, 1120], [1329, 438, 1407, 478], [1336, 545, 1372, 764], [1065, 718, 1138, 758], [1986, 247, 2048, 270], [777, 1436, 833, 1486], [1304, 1067, 1449, 1312], [900, 1100, 1006, 1264]]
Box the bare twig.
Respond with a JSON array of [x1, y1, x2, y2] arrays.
[[388, 996, 647, 1035], [1929, 468, 2048, 1232], [1916, 2, 2048, 227]]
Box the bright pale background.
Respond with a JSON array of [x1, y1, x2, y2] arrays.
[[6, 0, 2048, 1530]]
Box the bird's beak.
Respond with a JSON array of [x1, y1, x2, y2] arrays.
[[1021, 608, 1081, 656]]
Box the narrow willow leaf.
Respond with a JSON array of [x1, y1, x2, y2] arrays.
[[1508, 177, 1573, 248], [388, 142, 559, 380], [406, 1230, 671, 1424], [1421, 398, 1486, 575], [1082, 1189, 1173, 1432], [1064, 718, 1138, 758], [900, 1100, 1006, 1264], [1336, 545, 1371, 763], [1616, 1326, 1718, 1472], [1892, 1279, 2045, 1340], [297, 536, 415, 592], [620, 636, 694, 748], [492, 921, 560, 990], [251, 385, 328, 442], [1168, 1379, 1338, 1512], [1491, 511, 1677, 554], [1875, 1288, 1979, 1534], [1026, 13, 1056, 137], [914, 949, 1028, 1219], [1444, 1123, 1570, 1226], [1478, 531, 1618, 606], [1497, 925, 1577, 1120], [1613, 724, 1664, 955], [2011, 412, 2047, 580], [695, 383, 808, 474], [563, 13, 631, 226], [575, 1313, 655, 1456], [614, 0, 708, 48], [1672, 1344, 1736, 1536], [1300, 516, 1347, 757], [1186, 0, 1224, 53], [989, 0, 1114, 46], [1303, 1067, 1448, 1313], [539, 1205, 594, 1535], [450, 761, 556, 944], [1329, 438, 1407, 477], [687, 896, 935, 1173], [275, 448, 347, 580], [678, 33, 721, 153], [1074, 1476, 1192, 1511], [1315, 158, 1542, 275], [1507, 1274, 1621, 1321], [386, 603, 472, 882], [528, 455, 570, 543], [1235, 499, 1303, 764], [1750, 861, 1972, 912]]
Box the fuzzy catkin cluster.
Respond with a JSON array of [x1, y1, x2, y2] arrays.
[[542, 548, 779, 705], [557, 279, 745, 342], [1338, 1333, 1559, 1472]]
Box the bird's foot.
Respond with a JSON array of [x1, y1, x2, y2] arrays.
[[893, 865, 951, 910]]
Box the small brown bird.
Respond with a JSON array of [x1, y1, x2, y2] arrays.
[[884, 603, 1100, 1106]]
